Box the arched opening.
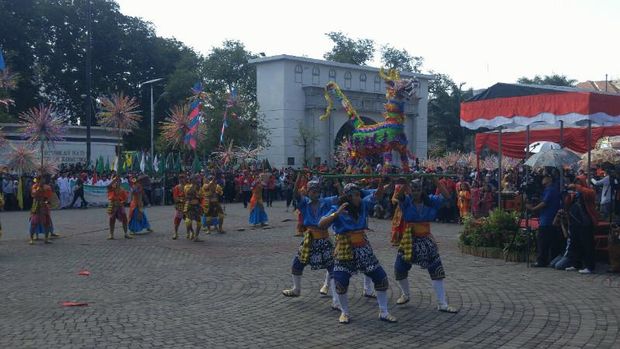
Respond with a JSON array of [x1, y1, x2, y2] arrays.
[[334, 116, 377, 149]]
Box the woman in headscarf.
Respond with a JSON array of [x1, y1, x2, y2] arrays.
[[318, 181, 396, 324], [392, 178, 458, 313]]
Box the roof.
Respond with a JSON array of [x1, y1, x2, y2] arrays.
[[575, 80, 620, 94], [248, 54, 434, 80], [467, 82, 617, 102]]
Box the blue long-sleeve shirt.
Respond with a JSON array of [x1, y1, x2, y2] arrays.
[[324, 190, 376, 234], [298, 195, 338, 227], [400, 194, 444, 223]]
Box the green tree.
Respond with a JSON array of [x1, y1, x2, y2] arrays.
[[380, 45, 423, 73], [517, 74, 577, 87], [428, 73, 474, 152], [323, 32, 375, 65]]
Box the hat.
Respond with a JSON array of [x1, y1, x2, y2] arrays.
[[343, 183, 360, 196], [307, 180, 321, 192]]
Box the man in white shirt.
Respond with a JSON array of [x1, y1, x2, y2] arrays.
[[591, 174, 612, 218]]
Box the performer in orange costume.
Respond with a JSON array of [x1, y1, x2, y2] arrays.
[[172, 173, 187, 240], [107, 176, 133, 240], [29, 175, 54, 245]]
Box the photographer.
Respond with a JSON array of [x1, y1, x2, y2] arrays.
[[553, 177, 597, 273], [526, 174, 562, 267]]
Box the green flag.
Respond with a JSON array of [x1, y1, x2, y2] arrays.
[[106, 157, 111, 172], [191, 156, 201, 173]]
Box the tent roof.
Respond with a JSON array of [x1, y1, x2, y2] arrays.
[[461, 83, 620, 130]]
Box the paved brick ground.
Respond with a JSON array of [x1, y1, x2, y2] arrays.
[[1, 202, 619, 348]]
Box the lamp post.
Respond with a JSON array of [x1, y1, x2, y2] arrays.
[[138, 78, 164, 159]]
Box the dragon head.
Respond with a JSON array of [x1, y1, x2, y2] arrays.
[[379, 68, 419, 101]]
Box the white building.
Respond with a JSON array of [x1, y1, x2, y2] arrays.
[[249, 54, 432, 169], [0, 123, 120, 166]]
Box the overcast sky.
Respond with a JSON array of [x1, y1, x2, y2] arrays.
[[116, 0, 619, 89]]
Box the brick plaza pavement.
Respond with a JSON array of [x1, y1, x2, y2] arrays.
[[1, 202, 619, 348]]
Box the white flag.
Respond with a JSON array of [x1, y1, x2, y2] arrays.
[[140, 152, 146, 172], [153, 155, 159, 172]]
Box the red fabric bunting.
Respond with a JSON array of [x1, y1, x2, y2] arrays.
[[475, 125, 620, 158]]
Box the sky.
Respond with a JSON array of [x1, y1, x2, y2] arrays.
[[116, 0, 619, 90]]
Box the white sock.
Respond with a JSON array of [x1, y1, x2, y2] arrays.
[[291, 274, 302, 293], [330, 279, 340, 307], [432, 279, 447, 306], [397, 278, 410, 298], [323, 271, 330, 290], [337, 293, 349, 316], [363, 275, 374, 295], [376, 290, 389, 317]]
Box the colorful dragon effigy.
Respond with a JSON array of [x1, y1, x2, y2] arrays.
[[320, 68, 418, 172]]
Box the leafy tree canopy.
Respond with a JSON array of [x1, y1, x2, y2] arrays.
[[323, 31, 375, 65], [517, 74, 577, 87]]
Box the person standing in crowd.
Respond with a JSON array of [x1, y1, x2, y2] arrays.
[[142, 174, 152, 207], [392, 178, 459, 313], [554, 177, 597, 274], [0, 189, 4, 239], [527, 174, 562, 267], [127, 176, 153, 235], [2, 174, 16, 211], [240, 170, 252, 208], [318, 182, 397, 324], [267, 171, 277, 207], [58, 173, 72, 209], [29, 175, 54, 245], [457, 182, 471, 224], [66, 173, 88, 209], [106, 176, 132, 240], [591, 170, 612, 218], [171, 174, 187, 240]]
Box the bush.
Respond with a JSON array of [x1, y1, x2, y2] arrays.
[[459, 209, 519, 249]]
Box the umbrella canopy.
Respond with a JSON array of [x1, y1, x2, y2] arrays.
[[525, 141, 561, 154], [580, 148, 620, 168], [524, 148, 581, 169]]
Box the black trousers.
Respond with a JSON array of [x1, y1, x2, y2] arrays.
[[537, 225, 563, 266], [242, 190, 251, 208], [69, 189, 87, 208], [573, 225, 596, 270]]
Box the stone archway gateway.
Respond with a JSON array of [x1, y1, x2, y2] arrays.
[[250, 54, 432, 168]]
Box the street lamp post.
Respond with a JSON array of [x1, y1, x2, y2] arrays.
[[138, 78, 164, 159]]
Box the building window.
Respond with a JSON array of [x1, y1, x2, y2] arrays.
[[312, 66, 320, 85], [359, 73, 367, 90], [294, 64, 303, 83], [329, 69, 336, 82], [374, 75, 382, 92], [344, 71, 352, 89], [287, 157, 295, 166]]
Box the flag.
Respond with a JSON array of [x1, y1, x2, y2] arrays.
[[112, 155, 118, 172], [184, 82, 204, 150], [140, 152, 146, 172], [106, 157, 111, 172], [0, 49, 5, 71], [219, 87, 237, 145], [153, 155, 159, 172]]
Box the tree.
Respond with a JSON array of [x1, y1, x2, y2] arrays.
[[295, 123, 320, 167], [323, 32, 375, 65], [427, 73, 474, 152], [198, 40, 269, 154], [517, 74, 577, 87], [380, 45, 423, 73]]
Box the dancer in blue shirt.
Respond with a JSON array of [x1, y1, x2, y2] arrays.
[[319, 182, 396, 324], [393, 178, 458, 313]]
